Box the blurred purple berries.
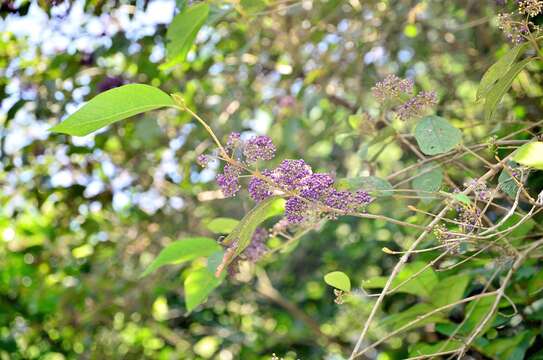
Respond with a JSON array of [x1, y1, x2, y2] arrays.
[[97, 76, 125, 93], [372, 74, 414, 102], [197, 154, 209, 168], [243, 228, 268, 262], [395, 91, 437, 121], [243, 135, 276, 163]]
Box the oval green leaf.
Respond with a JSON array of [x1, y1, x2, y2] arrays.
[[141, 237, 221, 277], [51, 84, 176, 136], [184, 268, 222, 312], [512, 142, 543, 170], [414, 115, 462, 155], [412, 164, 443, 192], [498, 164, 520, 198], [166, 3, 209, 65], [206, 217, 240, 234], [324, 271, 351, 292]]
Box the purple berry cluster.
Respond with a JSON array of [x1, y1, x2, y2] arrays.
[[395, 91, 438, 121], [243, 227, 268, 262], [372, 75, 437, 121], [371, 75, 414, 102], [248, 158, 372, 224], [244, 135, 276, 163], [464, 179, 490, 201], [497, 13, 530, 44], [210, 133, 373, 224], [197, 154, 209, 167], [518, 0, 543, 17], [216, 164, 241, 197]]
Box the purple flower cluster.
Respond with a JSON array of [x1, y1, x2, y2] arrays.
[[216, 164, 241, 197], [372, 75, 414, 102], [243, 135, 276, 163], [243, 227, 268, 262], [395, 91, 437, 121]]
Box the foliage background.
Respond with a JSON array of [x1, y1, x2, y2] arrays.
[[1, 0, 542, 359]]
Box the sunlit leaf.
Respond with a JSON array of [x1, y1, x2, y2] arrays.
[[166, 3, 209, 65], [51, 84, 176, 136], [141, 237, 221, 277], [512, 142, 543, 170], [414, 115, 462, 155], [184, 268, 222, 312], [206, 218, 240, 234], [324, 271, 351, 292], [363, 262, 438, 297]]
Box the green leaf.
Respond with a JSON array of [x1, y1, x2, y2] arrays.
[[184, 268, 222, 312], [240, 0, 268, 13], [414, 115, 462, 155], [207, 250, 224, 274], [409, 340, 464, 357], [430, 274, 470, 308], [51, 84, 176, 136], [216, 196, 283, 274], [363, 261, 438, 297], [480, 330, 534, 360], [484, 57, 533, 122], [512, 142, 543, 170], [412, 164, 443, 194], [382, 303, 447, 331], [206, 218, 240, 234], [498, 165, 519, 198], [324, 271, 351, 292], [338, 176, 393, 197], [460, 294, 498, 335], [528, 270, 543, 296], [452, 192, 472, 205], [141, 237, 221, 277], [166, 3, 209, 65], [477, 44, 528, 101], [498, 214, 535, 242]]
